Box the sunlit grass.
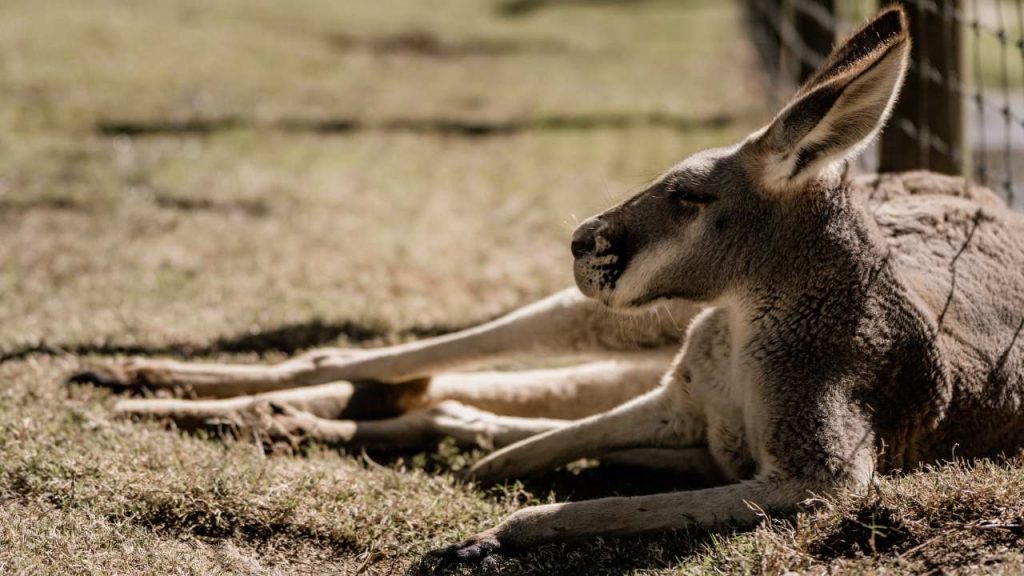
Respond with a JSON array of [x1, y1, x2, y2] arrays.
[[2, 0, 1022, 573]]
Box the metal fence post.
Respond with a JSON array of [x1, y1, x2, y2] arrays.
[[878, 0, 964, 175]]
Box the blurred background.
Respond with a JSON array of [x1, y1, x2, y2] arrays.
[[3, 0, 1021, 358], [750, 0, 1024, 207], [1, 0, 767, 357], [2, 0, 1022, 362]]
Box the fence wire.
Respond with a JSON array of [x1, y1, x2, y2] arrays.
[[745, 0, 1024, 207]]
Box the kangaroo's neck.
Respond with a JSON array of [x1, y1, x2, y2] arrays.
[[740, 184, 891, 326]]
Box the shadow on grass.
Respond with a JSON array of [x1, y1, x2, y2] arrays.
[[95, 111, 740, 139], [0, 197, 90, 214], [150, 193, 271, 217], [110, 496, 360, 558], [407, 528, 721, 575], [97, 117, 244, 136], [328, 29, 568, 58], [808, 500, 911, 559], [357, 447, 727, 575], [2, 458, 359, 559], [496, 0, 682, 17], [0, 318, 472, 364], [0, 195, 271, 218], [359, 448, 725, 574]]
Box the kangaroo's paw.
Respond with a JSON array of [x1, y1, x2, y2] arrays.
[[432, 531, 504, 565], [460, 450, 522, 486], [242, 400, 310, 449], [248, 400, 362, 454], [68, 359, 176, 394]]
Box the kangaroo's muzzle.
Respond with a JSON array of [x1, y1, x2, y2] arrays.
[[571, 216, 629, 300]]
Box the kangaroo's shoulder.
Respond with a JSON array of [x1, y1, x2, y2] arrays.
[[854, 170, 1024, 301], [851, 171, 1024, 329]]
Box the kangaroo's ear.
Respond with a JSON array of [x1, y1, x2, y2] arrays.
[[755, 6, 910, 191]]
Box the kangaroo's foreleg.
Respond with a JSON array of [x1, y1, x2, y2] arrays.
[[465, 385, 705, 484], [441, 479, 816, 562], [72, 288, 694, 397], [262, 405, 726, 480]]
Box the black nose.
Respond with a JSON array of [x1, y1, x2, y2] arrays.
[[571, 218, 602, 258]]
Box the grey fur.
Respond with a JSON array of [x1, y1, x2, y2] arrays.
[[446, 6, 1024, 559], [73, 6, 1024, 562]]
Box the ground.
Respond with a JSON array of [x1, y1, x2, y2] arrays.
[[0, 0, 1022, 574]]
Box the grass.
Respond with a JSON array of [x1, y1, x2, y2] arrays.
[[0, 0, 1022, 573]]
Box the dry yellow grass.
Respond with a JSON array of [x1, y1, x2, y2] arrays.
[[1, 0, 1022, 574]]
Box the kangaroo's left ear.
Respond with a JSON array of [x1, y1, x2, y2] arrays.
[[755, 6, 911, 191]]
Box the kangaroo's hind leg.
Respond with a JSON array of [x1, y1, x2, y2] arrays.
[[110, 355, 671, 427], [417, 352, 671, 419], [257, 405, 725, 480], [111, 379, 429, 432], [255, 400, 571, 451], [70, 289, 695, 398]]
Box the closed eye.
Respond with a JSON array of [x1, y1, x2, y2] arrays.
[[674, 190, 715, 205]]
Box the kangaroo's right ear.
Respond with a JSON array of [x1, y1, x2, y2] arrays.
[[754, 6, 911, 192]]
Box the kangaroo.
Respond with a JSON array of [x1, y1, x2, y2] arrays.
[[74, 288, 699, 453], [72, 6, 1024, 561]]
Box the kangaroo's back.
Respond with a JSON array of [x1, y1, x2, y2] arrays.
[[856, 171, 1024, 461]]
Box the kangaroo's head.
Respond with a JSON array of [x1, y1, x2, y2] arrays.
[[571, 6, 911, 308]]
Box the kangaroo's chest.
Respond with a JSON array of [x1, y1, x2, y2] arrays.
[[677, 307, 765, 481]]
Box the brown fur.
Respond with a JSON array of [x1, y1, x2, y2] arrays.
[[70, 6, 1024, 564]]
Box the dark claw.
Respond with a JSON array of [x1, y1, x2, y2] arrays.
[[454, 467, 474, 484], [436, 537, 502, 564], [458, 466, 503, 488]]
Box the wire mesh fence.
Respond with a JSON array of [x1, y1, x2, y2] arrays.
[[745, 0, 1024, 208]]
